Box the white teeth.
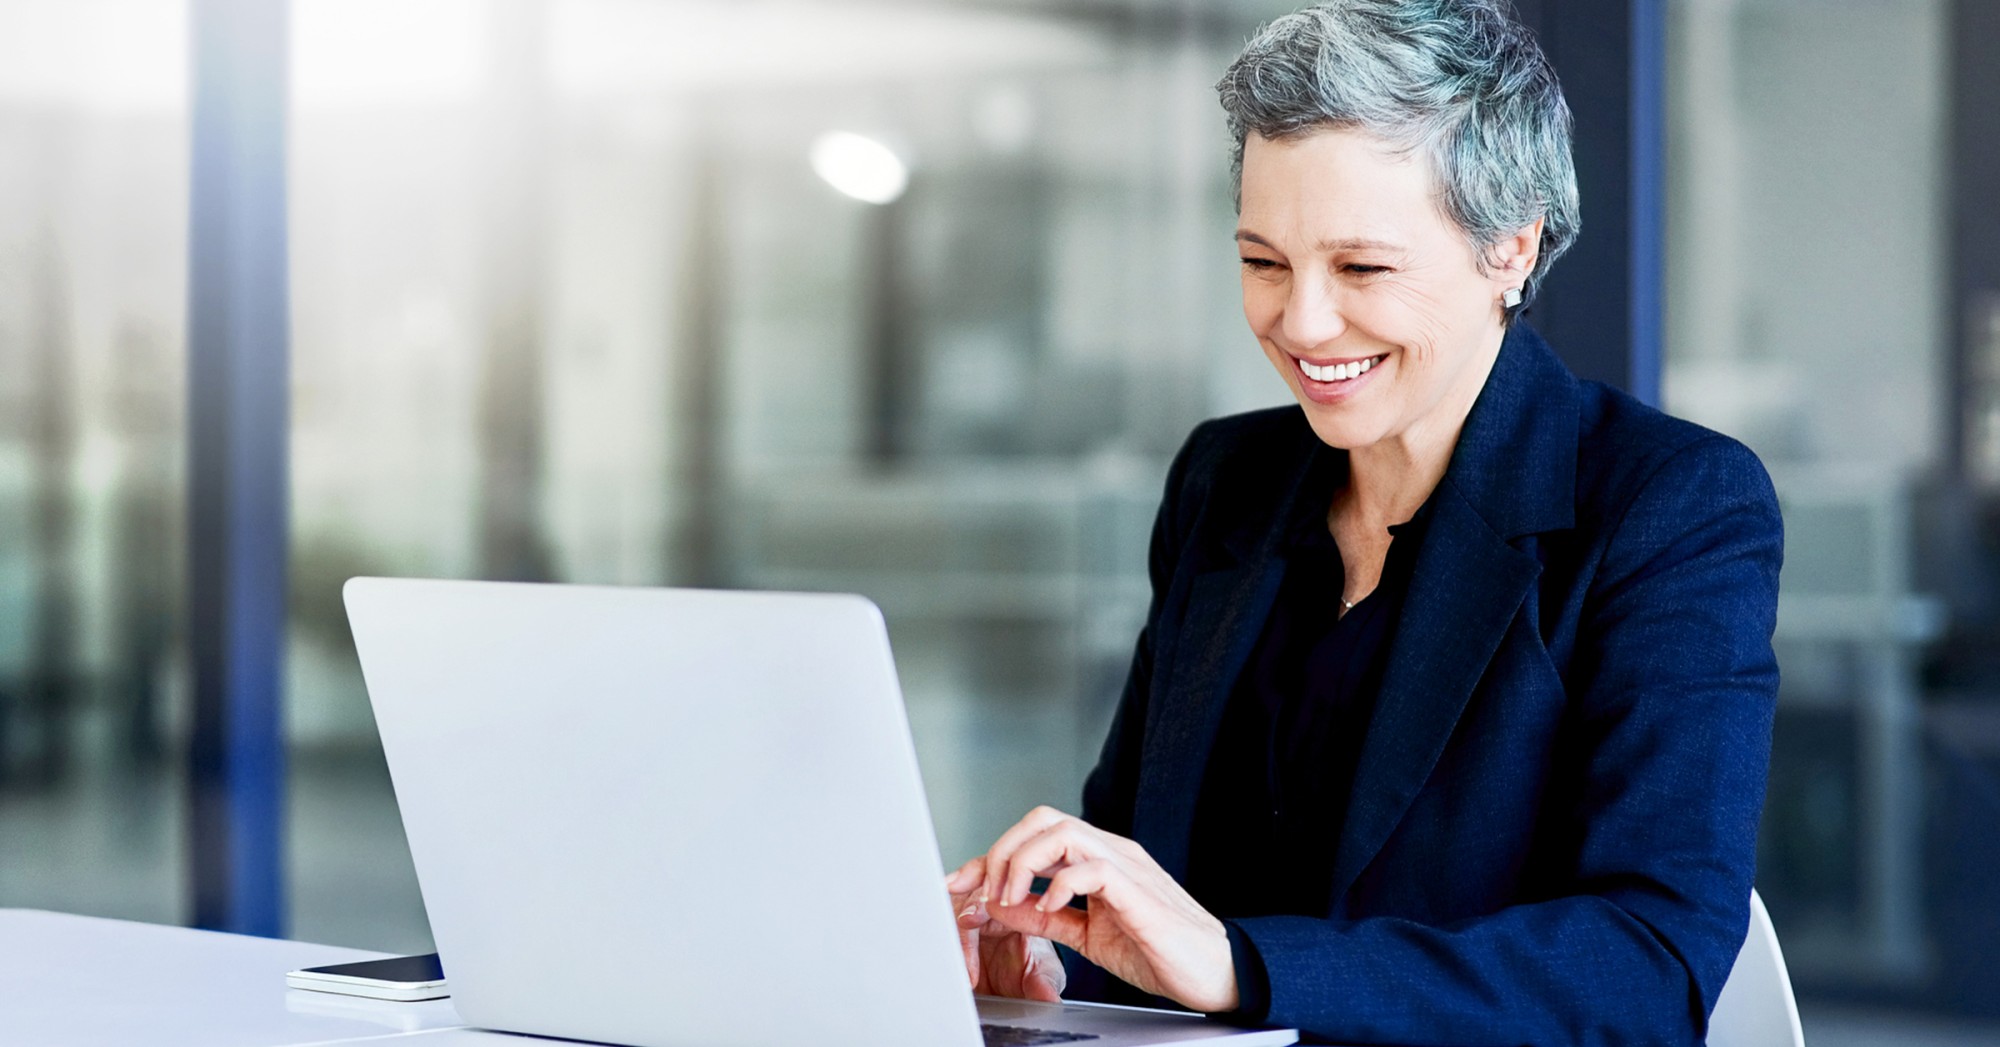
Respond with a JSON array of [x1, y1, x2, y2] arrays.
[[1300, 355, 1381, 383]]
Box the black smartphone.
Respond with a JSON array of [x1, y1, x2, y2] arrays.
[[286, 953, 448, 1002]]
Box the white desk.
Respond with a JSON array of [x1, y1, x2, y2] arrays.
[[0, 909, 534, 1046], [1, 909, 1296, 1047]]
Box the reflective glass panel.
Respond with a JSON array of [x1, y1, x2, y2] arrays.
[[0, 0, 190, 925], [1667, 0, 2000, 1035]]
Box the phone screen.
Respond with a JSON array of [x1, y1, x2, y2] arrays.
[[299, 953, 445, 984]]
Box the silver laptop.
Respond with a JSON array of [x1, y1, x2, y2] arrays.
[[345, 578, 1296, 1047]]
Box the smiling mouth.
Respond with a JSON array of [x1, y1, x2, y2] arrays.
[[1297, 354, 1387, 383]]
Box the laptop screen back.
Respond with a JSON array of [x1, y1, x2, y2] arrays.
[[344, 578, 980, 1047]]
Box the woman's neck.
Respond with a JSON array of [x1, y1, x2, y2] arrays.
[[1340, 326, 1506, 529]]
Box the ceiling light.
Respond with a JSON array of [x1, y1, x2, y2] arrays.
[[810, 131, 908, 205]]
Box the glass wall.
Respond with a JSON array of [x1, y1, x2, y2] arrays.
[[0, 0, 188, 926], [1666, 0, 2000, 1036]]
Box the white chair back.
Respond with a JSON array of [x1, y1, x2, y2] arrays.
[[1708, 889, 1805, 1047]]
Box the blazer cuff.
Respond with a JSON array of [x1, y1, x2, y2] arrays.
[[1220, 919, 1273, 1023]]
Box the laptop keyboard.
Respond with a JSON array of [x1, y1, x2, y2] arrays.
[[980, 1024, 1101, 1046]]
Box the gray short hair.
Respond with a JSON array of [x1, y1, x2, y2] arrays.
[[1216, 0, 1579, 314]]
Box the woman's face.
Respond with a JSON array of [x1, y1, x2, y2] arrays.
[[1236, 128, 1532, 453]]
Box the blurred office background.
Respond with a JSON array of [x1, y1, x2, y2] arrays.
[[1, 0, 1998, 1042]]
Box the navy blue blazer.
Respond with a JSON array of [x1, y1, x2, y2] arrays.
[[1068, 324, 1783, 1046]]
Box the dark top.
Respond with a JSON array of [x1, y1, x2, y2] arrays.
[[1184, 448, 1430, 1018], [1065, 323, 1784, 1046]]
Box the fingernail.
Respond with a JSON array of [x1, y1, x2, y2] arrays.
[[958, 904, 977, 920]]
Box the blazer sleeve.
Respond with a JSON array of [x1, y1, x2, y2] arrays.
[[1079, 422, 1212, 838], [1063, 424, 1212, 1005], [1229, 435, 1783, 1046]]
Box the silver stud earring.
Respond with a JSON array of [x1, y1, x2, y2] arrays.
[[1502, 286, 1523, 309]]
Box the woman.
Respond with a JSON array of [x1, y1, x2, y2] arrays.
[[946, 2, 1782, 1044]]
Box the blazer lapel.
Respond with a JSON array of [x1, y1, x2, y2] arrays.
[[1326, 483, 1541, 900], [1132, 557, 1284, 881], [1131, 441, 1328, 882], [1327, 323, 1580, 900]]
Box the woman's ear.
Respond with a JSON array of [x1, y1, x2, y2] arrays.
[[1488, 216, 1545, 285]]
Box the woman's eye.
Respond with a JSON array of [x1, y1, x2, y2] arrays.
[[1344, 264, 1391, 275], [1240, 257, 1281, 270]]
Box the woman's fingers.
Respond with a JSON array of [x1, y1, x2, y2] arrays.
[[946, 856, 985, 898], [969, 924, 1061, 1001], [960, 923, 982, 988], [950, 857, 994, 930], [1019, 935, 1066, 1002], [988, 893, 1090, 953], [971, 816, 1236, 1014], [980, 806, 1072, 903], [987, 857, 1113, 952], [1000, 820, 1112, 908], [947, 856, 991, 989], [1034, 858, 1112, 914]]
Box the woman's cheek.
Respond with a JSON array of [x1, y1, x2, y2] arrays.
[[1241, 281, 1282, 333]]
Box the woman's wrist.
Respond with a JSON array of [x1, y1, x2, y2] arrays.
[[1217, 920, 1273, 1020], [1188, 916, 1241, 1013]]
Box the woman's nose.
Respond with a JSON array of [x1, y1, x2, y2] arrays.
[[1280, 273, 1347, 351]]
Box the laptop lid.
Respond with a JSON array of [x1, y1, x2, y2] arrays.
[[344, 578, 981, 1047]]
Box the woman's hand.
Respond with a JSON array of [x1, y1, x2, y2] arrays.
[[946, 856, 1066, 1002], [957, 806, 1239, 1014]]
